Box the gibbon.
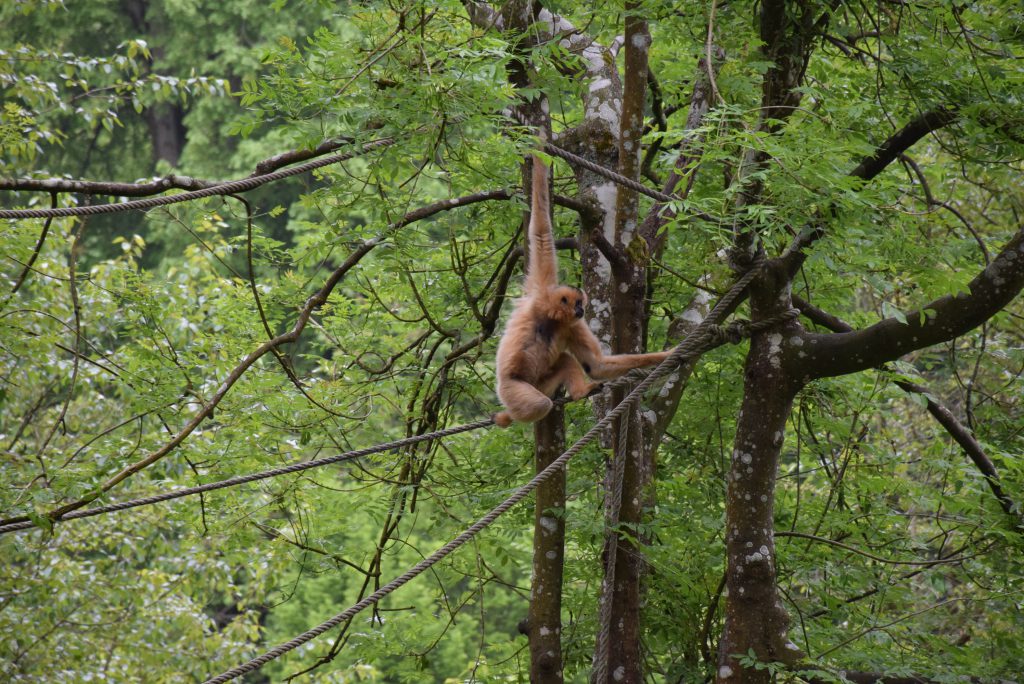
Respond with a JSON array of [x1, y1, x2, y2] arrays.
[[493, 149, 671, 427]]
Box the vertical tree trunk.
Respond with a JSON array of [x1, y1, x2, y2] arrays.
[[596, 8, 652, 683], [717, 266, 804, 683], [527, 404, 567, 683], [144, 103, 187, 167], [122, 0, 187, 167]]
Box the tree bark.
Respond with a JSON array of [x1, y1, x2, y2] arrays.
[[528, 403, 567, 683], [122, 0, 187, 166], [591, 8, 654, 683], [717, 264, 805, 684], [144, 102, 187, 167], [797, 223, 1024, 379]]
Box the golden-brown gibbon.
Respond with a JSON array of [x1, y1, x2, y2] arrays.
[[493, 149, 671, 427]]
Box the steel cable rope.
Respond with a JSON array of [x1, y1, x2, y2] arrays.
[[203, 259, 796, 684], [0, 138, 395, 219]]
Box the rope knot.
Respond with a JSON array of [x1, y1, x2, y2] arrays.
[[705, 323, 744, 346], [746, 307, 801, 335]]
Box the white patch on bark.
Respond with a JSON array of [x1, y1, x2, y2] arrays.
[[768, 333, 784, 369], [537, 9, 573, 34], [682, 307, 704, 324], [719, 666, 734, 679], [630, 32, 650, 49]]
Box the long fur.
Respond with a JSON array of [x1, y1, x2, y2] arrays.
[[493, 151, 670, 427]]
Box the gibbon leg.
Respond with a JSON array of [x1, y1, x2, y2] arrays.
[[495, 378, 555, 427], [569, 319, 671, 380], [538, 353, 599, 400], [582, 350, 672, 379]]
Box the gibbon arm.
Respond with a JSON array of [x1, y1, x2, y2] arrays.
[[568, 320, 671, 380], [525, 154, 559, 295]]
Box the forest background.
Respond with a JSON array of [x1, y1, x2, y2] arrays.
[[1, 1, 1023, 683]]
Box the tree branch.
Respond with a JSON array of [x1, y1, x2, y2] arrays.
[[0, 137, 371, 197], [780, 108, 960, 272], [31, 188, 517, 522], [795, 220, 1024, 379], [795, 296, 1020, 521], [849, 108, 958, 181]]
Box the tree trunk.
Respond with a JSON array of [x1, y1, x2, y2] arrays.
[[144, 103, 187, 167], [122, 0, 187, 166], [527, 404, 567, 683], [717, 265, 805, 683], [592, 8, 653, 684]]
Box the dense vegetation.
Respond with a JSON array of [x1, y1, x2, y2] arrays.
[[2, 1, 1022, 682]]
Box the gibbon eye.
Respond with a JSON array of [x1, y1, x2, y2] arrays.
[[561, 296, 568, 304]]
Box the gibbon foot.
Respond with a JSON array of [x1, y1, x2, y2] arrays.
[[570, 382, 602, 401], [493, 411, 514, 428]]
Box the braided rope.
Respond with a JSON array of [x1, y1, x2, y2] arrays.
[[504, 107, 676, 204], [541, 142, 677, 204], [203, 258, 773, 684], [0, 139, 394, 219], [0, 306, 799, 538], [592, 410, 629, 683], [590, 262, 780, 681], [0, 138, 668, 220], [0, 418, 493, 536]]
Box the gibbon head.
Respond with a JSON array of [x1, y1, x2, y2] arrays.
[[547, 285, 587, 323]]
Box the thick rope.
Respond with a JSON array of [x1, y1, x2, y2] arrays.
[[0, 418, 493, 536], [0, 139, 394, 219], [0, 308, 800, 537], [541, 142, 677, 204], [0, 138, 668, 220], [203, 258, 777, 684], [592, 410, 629, 683], [504, 107, 677, 204]]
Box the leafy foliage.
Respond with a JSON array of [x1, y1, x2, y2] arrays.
[[1, 0, 1023, 682]]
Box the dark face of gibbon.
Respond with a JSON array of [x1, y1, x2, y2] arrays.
[[549, 286, 586, 322]]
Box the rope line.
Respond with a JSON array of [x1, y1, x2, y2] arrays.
[[0, 139, 394, 219], [0, 138, 671, 220], [203, 259, 779, 684], [542, 142, 677, 204], [592, 409, 629, 682], [505, 107, 678, 204], [0, 418, 493, 536]]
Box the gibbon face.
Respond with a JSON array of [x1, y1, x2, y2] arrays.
[[549, 285, 587, 323]]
